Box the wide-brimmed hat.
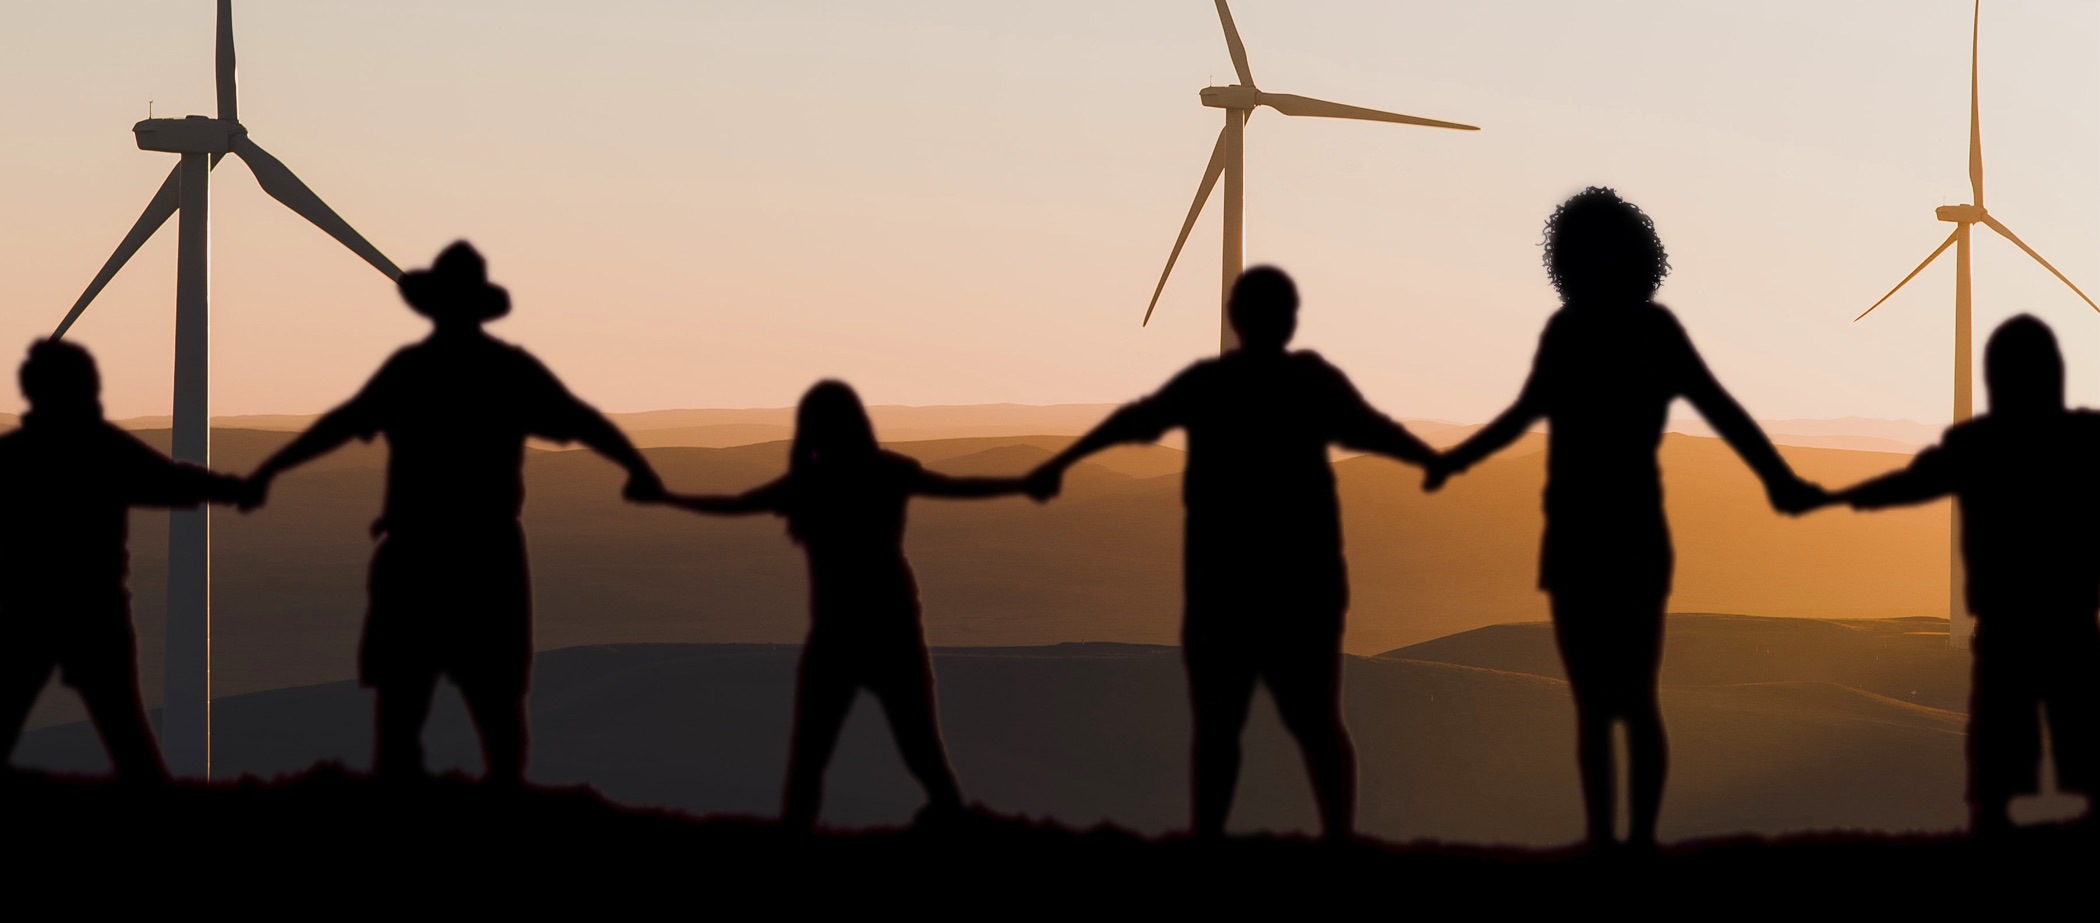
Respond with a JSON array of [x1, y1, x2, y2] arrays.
[[399, 241, 510, 322]]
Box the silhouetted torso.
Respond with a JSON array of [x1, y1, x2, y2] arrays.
[[1855, 411, 2100, 622], [1120, 350, 1401, 618], [748, 451, 926, 635], [1521, 301, 1705, 591], [336, 330, 595, 533], [0, 415, 232, 601]]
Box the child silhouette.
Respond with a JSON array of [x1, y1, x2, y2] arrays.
[[667, 380, 1031, 828], [0, 340, 248, 783], [1837, 315, 2100, 835]]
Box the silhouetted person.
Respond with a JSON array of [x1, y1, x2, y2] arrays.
[[1027, 267, 1437, 841], [242, 242, 664, 785], [666, 381, 1027, 829], [1835, 316, 2100, 835], [1431, 188, 1823, 849], [0, 340, 248, 783]]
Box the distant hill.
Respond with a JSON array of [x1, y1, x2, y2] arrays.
[[47, 406, 1938, 452], [19, 420, 1960, 735], [19, 614, 2017, 844]]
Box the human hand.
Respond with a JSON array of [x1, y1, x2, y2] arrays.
[[1771, 477, 1832, 516], [237, 474, 271, 513], [1024, 465, 1063, 503], [624, 470, 667, 504], [1422, 456, 1452, 494]]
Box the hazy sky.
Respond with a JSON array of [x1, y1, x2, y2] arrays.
[[2, 1, 2094, 423]]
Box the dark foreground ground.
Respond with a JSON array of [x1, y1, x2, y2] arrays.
[[7, 767, 2091, 914]]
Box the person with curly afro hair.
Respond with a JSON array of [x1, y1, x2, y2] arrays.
[[1431, 187, 1825, 850]]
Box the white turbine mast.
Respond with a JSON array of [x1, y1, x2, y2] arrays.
[[1142, 0, 1479, 351], [1852, 0, 2097, 649], [53, 0, 401, 777]]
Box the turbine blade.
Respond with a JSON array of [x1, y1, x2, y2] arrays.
[[1143, 127, 1229, 327], [231, 134, 401, 280], [1215, 0, 1254, 86], [52, 164, 184, 339], [217, 0, 237, 123], [1980, 215, 2100, 313], [1967, 0, 1983, 207], [1855, 229, 1959, 322], [1257, 93, 1479, 130]]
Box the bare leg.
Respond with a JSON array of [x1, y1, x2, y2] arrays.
[[1966, 631, 2034, 836], [463, 682, 528, 787], [373, 674, 440, 780], [1269, 651, 1355, 841], [1187, 648, 1257, 838], [782, 650, 859, 829], [1625, 692, 1669, 848], [1572, 701, 1616, 846], [872, 656, 963, 813], [78, 678, 170, 785], [0, 664, 51, 768]]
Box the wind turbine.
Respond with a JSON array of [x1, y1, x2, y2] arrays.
[[52, 0, 401, 777], [1141, 0, 1478, 351], [1853, 0, 2096, 649]]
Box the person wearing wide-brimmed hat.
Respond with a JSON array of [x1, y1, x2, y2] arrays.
[[244, 240, 664, 784]]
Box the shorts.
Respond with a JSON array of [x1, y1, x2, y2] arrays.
[[360, 525, 533, 697]]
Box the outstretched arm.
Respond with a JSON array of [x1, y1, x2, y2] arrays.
[[1672, 323, 1825, 513], [119, 432, 252, 509], [913, 469, 1032, 499], [1841, 444, 1953, 511], [569, 406, 664, 503], [1028, 378, 1189, 499], [1325, 365, 1437, 468], [523, 354, 664, 503], [665, 477, 789, 516], [244, 402, 370, 510], [1435, 380, 1545, 492]]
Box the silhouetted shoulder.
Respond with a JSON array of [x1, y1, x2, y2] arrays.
[[1285, 349, 1366, 398], [1286, 349, 1345, 376], [876, 449, 925, 477], [1169, 356, 1226, 390]]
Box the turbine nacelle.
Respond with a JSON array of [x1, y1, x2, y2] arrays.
[[134, 116, 238, 155], [1142, 0, 1479, 336], [1200, 85, 1262, 109], [1936, 204, 1987, 224]]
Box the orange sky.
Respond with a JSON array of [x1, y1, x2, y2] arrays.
[[2, 1, 2095, 425]]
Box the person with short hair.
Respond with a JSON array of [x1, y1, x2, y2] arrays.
[[1836, 315, 2100, 835], [1028, 266, 1439, 840], [1432, 188, 1824, 849], [243, 241, 664, 785], [0, 339, 248, 783]]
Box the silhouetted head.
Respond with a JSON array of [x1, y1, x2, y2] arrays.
[[399, 241, 511, 327], [1227, 266, 1298, 352], [1542, 187, 1671, 304], [1984, 315, 2064, 417], [785, 380, 881, 543], [18, 339, 103, 421], [791, 380, 880, 473]]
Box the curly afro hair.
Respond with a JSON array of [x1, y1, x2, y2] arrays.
[[1541, 187, 1671, 303]]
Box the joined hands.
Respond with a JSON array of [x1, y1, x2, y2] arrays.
[[1024, 464, 1063, 503]]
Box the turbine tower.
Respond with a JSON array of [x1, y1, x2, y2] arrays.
[[1853, 0, 2096, 649], [52, 0, 401, 777], [1142, 0, 1478, 351]]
